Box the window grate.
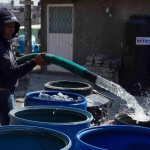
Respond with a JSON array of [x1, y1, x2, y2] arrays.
[[49, 6, 73, 34]]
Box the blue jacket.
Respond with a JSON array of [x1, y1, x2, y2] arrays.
[[0, 8, 36, 90]]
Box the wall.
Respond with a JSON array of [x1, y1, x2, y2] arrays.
[[41, 0, 150, 65]]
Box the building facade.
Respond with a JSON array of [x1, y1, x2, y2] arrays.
[[40, 0, 150, 72]]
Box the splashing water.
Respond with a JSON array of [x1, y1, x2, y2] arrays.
[[38, 92, 82, 101], [95, 76, 150, 122]]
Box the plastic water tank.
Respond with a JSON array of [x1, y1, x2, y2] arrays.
[[44, 80, 93, 96], [75, 125, 150, 150], [9, 105, 93, 150], [0, 125, 71, 150], [115, 113, 150, 128], [120, 14, 150, 95], [24, 90, 87, 110]]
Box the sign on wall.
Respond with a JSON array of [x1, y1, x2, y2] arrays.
[[136, 37, 150, 45]]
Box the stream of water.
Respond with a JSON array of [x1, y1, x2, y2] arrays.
[[95, 76, 150, 122]]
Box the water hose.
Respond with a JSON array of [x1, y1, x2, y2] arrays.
[[16, 53, 98, 83]]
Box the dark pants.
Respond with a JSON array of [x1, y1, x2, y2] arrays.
[[0, 90, 15, 125]]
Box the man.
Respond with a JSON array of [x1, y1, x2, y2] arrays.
[[0, 8, 49, 125]]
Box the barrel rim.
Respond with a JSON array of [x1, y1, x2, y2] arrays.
[[0, 125, 72, 150], [44, 80, 93, 91], [114, 113, 132, 125], [75, 125, 150, 149], [25, 90, 86, 103], [9, 105, 93, 126]]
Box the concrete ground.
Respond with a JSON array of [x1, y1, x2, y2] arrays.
[[15, 66, 149, 120]]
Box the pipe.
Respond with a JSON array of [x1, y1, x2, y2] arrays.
[[16, 53, 98, 83]]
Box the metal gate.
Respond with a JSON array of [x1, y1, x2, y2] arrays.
[[47, 4, 74, 72]]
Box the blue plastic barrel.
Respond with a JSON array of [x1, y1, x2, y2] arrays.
[[75, 125, 150, 150], [24, 90, 87, 110], [9, 105, 93, 149], [0, 125, 71, 150]]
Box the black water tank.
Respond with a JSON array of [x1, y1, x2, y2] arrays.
[[120, 15, 150, 95]]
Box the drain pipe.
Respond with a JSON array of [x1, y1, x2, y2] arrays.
[[16, 53, 98, 83]]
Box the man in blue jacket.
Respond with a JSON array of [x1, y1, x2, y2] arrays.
[[0, 8, 49, 125]]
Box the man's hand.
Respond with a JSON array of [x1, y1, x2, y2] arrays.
[[107, 120, 115, 125], [33, 53, 50, 66]]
